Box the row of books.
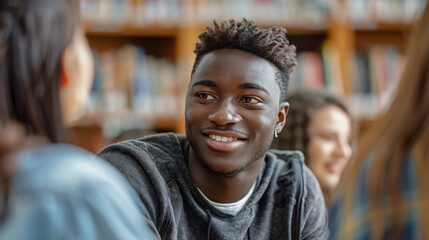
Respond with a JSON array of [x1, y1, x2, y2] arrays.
[[81, 0, 329, 29], [88, 45, 182, 120], [86, 46, 403, 122], [343, 0, 426, 26], [289, 41, 344, 96], [288, 45, 403, 119], [349, 46, 403, 119], [81, 0, 426, 30]]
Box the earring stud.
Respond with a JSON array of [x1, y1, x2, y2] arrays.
[[274, 129, 278, 138]]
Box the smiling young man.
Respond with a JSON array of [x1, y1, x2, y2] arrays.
[[97, 19, 329, 239]]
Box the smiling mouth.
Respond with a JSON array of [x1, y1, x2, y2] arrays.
[[325, 162, 345, 174], [209, 134, 238, 142], [203, 132, 246, 152]]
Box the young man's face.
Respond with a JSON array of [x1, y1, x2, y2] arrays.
[[185, 49, 288, 176]]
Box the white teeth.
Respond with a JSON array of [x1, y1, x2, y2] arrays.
[[209, 134, 238, 142]]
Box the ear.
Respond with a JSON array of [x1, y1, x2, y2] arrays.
[[276, 102, 289, 134], [59, 28, 94, 124]]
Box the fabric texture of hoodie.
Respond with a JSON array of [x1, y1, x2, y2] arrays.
[[97, 133, 329, 240]]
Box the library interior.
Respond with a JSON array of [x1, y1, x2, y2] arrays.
[[68, 0, 426, 153], [2, 0, 429, 239]]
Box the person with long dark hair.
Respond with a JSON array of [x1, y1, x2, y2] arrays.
[[329, 3, 429, 239], [0, 0, 155, 239]]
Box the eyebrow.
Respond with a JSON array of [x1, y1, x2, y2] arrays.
[[192, 80, 217, 88], [191, 80, 269, 94], [238, 82, 269, 94]]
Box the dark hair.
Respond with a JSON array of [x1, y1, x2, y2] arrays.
[[0, 0, 80, 220], [0, 122, 46, 222], [0, 0, 79, 143], [192, 19, 297, 101], [339, 4, 429, 238], [271, 90, 352, 160]]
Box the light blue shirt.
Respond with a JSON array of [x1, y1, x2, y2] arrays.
[[0, 144, 157, 240]]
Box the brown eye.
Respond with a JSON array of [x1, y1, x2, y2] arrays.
[[198, 93, 208, 99], [196, 92, 215, 100], [241, 97, 259, 104]]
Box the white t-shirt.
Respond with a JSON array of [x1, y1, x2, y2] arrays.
[[197, 182, 256, 216]]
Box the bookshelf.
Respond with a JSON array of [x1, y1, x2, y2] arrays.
[[69, 0, 426, 152], [330, 0, 421, 137], [69, 21, 204, 151]]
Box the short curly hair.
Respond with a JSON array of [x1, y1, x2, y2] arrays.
[[192, 19, 297, 101], [271, 90, 352, 160]]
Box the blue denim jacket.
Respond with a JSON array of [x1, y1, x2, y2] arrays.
[[0, 144, 156, 240]]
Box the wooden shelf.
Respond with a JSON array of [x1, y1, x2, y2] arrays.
[[153, 116, 184, 133], [69, 110, 184, 133], [85, 25, 178, 37], [355, 31, 407, 52], [67, 110, 185, 153], [352, 22, 412, 32], [286, 26, 328, 35], [351, 23, 410, 52]]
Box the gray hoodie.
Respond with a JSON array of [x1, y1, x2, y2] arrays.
[[97, 133, 328, 240]]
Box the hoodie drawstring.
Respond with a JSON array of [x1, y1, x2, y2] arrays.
[[206, 210, 213, 239]]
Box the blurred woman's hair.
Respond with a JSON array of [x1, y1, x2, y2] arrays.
[[0, 0, 80, 143], [0, 0, 80, 219], [339, 3, 429, 239], [0, 122, 47, 221], [271, 89, 353, 160]]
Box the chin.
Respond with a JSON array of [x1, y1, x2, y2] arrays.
[[220, 169, 241, 177], [205, 161, 244, 177], [321, 179, 340, 192]]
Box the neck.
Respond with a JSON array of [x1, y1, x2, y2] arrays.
[[188, 148, 263, 203]]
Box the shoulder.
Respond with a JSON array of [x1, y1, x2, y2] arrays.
[[266, 149, 322, 201], [5, 144, 155, 240], [14, 143, 137, 200], [97, 133, 186, 162], [96, 133, 187, 182], [96, 133, 186, 238], [95, 133, 186, 206], [267, 149, 318, 187], [267, 149, 328, 239], [266, 149, 304, 175], [263, 150, 308, 202], [268, 149, 304, 163], [265, 149, 305, 182]]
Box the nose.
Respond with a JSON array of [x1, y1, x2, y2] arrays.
[[335, 139, 352, 160], [208, 99, 241, 126]]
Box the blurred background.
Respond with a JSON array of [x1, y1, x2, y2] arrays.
[[69, 0, 427, 153]]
